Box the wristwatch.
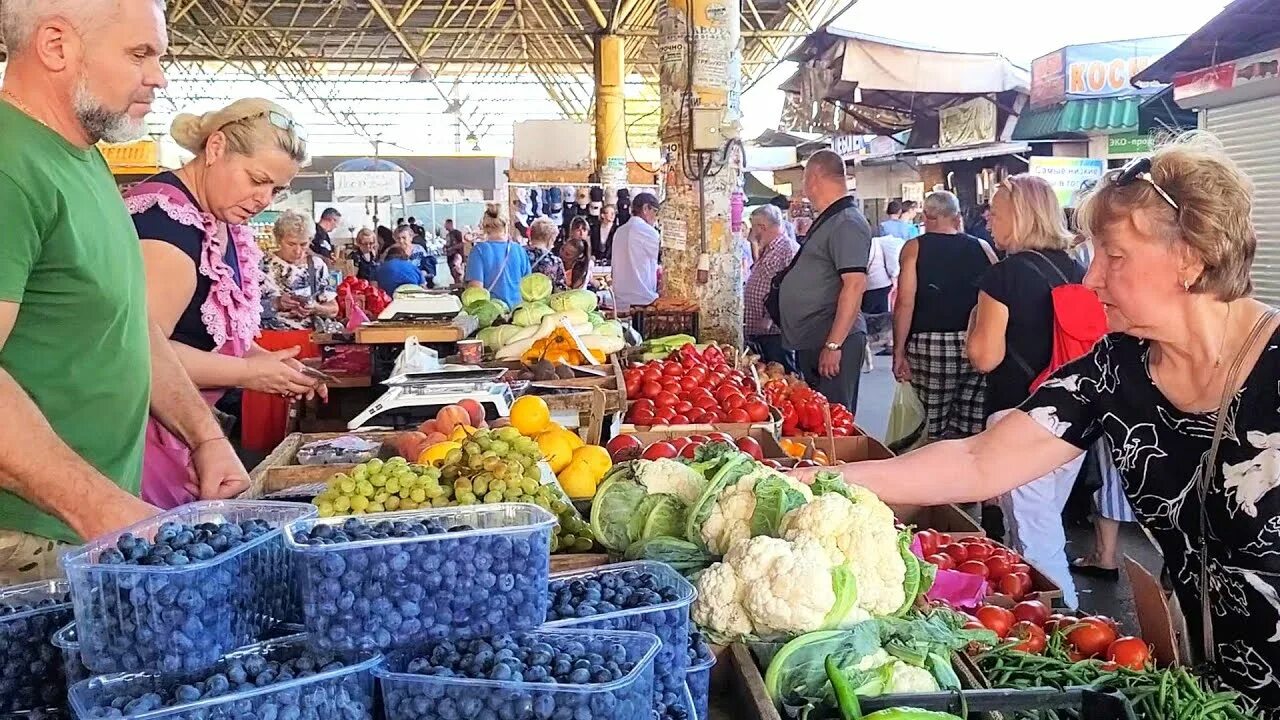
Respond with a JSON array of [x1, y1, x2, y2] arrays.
[[824, 342, 841, 351]]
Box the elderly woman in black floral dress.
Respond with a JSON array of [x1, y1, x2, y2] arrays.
[[793, 136, 1280, 713]]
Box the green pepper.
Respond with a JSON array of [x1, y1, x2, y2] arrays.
[[825, 655, 862, 720]]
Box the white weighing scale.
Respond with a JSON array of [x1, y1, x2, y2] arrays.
[[376, 288, 463, 323], [347, 367, 514, 430]]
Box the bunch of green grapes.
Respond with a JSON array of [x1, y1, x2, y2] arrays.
[[313, 457, 453, 517], [439, 428, 596, 552]]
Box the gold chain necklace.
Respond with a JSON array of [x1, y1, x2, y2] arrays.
[[0, 90, 51, 129]]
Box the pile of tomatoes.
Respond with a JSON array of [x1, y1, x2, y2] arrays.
[[606, 432, 766, 462], [762, 379, 856, 437], [915, 531, 1036, 600], [336, 277, 391, 318], [967, 601, 1150, 670], [623, 345, 772, 426]]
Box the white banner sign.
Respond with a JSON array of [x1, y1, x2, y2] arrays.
[[333, 171, 403, 197]]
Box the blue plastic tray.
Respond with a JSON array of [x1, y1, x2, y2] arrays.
[[0, 579, 73, 713], [68, 635, 379, 719], [61, 500, 317, 675], [687, 655, 715, 720], [376, 629, 660, 720], [544, 561, 696, 703], [286, 503, 554, 653]]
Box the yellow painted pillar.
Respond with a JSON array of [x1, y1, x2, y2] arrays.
[[595, 34, 628, 188], [655, 0, 745, 346]]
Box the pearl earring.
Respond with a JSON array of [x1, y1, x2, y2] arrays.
[[1183, 279, 1191, 292]]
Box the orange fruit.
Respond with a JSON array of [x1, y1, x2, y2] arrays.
[[571, 445, 612, 478], [510, 396, 551, 436], [536, 430, 577, 473]]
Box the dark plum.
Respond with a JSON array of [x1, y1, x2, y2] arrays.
[[63, 501, 316, 675], [288, 506, 553, 653], [376, 630, 659, 720], [0, 581, 73, 713], [544, 563, 695, 704]]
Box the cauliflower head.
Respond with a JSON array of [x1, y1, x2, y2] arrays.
[[635, 459, 706, 504], [780, 489, 906, 616], [886, 661, 940, 692], [700, 469, 815, 555], [690, 561, 755, 639], [694, 535, 854, 640]]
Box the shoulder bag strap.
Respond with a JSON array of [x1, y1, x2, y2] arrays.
[[485, 242, 514, 293], [1025, 250, 1072, 286], [1198, 307, 1280, 664]]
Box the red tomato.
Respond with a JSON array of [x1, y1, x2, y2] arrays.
[[642, 367, 662, 383], [1009, 563, 1032, 576], [669, 437, 691, 451], [726, 408, 751, 423], [735, 437, 764, 460], [679, 441, 702, 458], [1106, 637, 1150, 670], [984, 555, 1012, 580], [965, 544, 993, 561], [694, 395, 719, 411], [642, 442, 678, 460], [668, 414, 690, 425], [679, 375, 700, 392], [1066, 618, 1118, 659], [937, 533, 954, 545], [671, 400, 691, 414], [713, 384, 740, 402], [925, 553, 955, 571], [962, 621, 986, 631], [654, 406, 676, 422], [1009, 621, 1047, 654], [686, 366, 707, 383], [630, 407, 655, 425], [706, 373, 726, 388], [605, 435, 643, 461], [689, 435, 710, 444], [942, 543, 970, 564], [744, 401, 771, 423], [642, 381, 662, 399], [957, 560, 990, 577], [915, 530, 941, 557], [654, 391, 679, 408], [661, 380, 682, 396], [975, 606, 1016, 638], [1012, 600, 1051, 627], [999, 572, 1032, 599], [631, 399, 655, 412], [663, 362, 683, 376], [724, 394, 746, 410], [1044, 613, 1073, 636], [624, 376, 642, 399], [707, 432, 733, 444]]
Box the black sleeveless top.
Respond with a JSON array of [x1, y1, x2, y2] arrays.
[[909, 232, 991, 335], [131, 172, 242, 351]]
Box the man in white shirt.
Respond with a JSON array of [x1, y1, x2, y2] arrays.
[[610, 192, 661, 310]]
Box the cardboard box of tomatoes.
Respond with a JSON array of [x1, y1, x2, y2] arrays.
[[621, 345, 783, 435], [613, 427, 786, 461], [915, 532, 1065, 607], [894, 504, 985, 537]]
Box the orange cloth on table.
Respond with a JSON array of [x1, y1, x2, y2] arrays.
[[241, 329, 320, 452]]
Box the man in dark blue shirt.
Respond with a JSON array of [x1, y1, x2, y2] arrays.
[[375, 246, 424, 295]]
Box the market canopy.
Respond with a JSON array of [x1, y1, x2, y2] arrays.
[[0, 0, 858, 153], [778, 27, 1029, 135]]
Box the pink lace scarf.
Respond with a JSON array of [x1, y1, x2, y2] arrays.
[[124, 182, 264, 351]]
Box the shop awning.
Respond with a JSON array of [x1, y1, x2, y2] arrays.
[[1133, 0, 1280, 84], [911, 142, 1031, 165], [1012, 97, 1141, 140]]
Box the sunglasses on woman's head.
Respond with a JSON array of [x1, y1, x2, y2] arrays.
[[1108, 156, 1179, 212], [221, 110, 308, 141]]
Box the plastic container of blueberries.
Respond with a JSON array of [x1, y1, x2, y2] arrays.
[[544, 561, 696, 702], [686, 651, 715, 720], [285, 503, 555, 653], [60, 500, 317, 676], [68, 634, 380, 720], [0, 579, 75, 713], [375, 629, 660, 720]]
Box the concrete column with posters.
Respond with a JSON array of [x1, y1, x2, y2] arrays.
[[595, 34, 628, 189], [656, 0, 746, 346]]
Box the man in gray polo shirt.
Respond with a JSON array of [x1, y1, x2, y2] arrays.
[[779, 150, 872, 411]]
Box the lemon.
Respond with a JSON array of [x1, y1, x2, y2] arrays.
[[558, 460, 598, 499], [536, 430, 576, 473], [510, 396, 552, 436], [570, 445, 612, 479]]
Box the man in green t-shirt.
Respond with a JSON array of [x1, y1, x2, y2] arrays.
[[0, 0, 252, 583]]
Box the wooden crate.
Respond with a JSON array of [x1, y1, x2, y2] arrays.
[[246, 430, 400, 498], [892, 503, 985, 537], [354, 315, 477, 344]]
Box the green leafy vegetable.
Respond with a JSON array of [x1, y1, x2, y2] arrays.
[[638, 494, 686, 543], [751, 475, 810, 538], [624, 536, 714, 574], [589, 474, 648, 552], [820, 566, 860, 631], [684, 453, 755, 549], [764, 626, 883, 706], [894, 533, 922, 617], [810, 471, 856, 499]]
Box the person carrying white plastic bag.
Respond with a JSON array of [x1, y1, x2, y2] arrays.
[[886, 382, 929, 454]]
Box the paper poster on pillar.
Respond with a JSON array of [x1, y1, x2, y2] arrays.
[[692, 27, 732, 90], [657, 1, 688, 88], [661, 218, 688, 251]]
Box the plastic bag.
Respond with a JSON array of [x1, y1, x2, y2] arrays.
[[886, 382, 928, 454], [296, 436, 382, 465], [390, 337, 440, 377]]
